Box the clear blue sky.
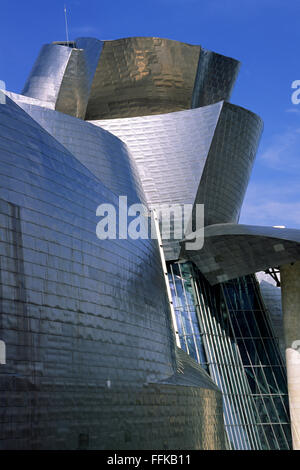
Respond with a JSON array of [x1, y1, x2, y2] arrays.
[[1, 0, 300, 228]]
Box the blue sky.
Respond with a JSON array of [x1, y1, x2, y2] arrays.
[[1, 0, 300, 228]]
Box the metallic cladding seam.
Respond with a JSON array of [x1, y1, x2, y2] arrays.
[[90, 103, 223, 207], [194, 102, 264, 227], [75, 38, 104, 91], [191, 48, 240, 108], [54, 48, 91, 118], [10, 97, 146, 205], [55, 38, 103, 118]]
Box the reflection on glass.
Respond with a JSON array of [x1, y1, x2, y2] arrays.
[[167, 261, 292, 450]]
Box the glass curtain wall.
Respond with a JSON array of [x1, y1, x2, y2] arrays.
[[167, 261, 291, 450]]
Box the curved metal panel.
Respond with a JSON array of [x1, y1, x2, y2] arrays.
[[85, 37, 201, 119], [75, 37, 103, 89], [2, 32, 269, 449], [192, 49, 240, 108], [181, 223, 300, 285], [55, 38, 103, 118], [91, 103, 223, 259], [55, 47, 90, 118], [13, 98, 144, 204], [22, 39, 103, 119], [3, 89, 55, 109], [22, 44, 72, 104], [91, 103, 222, 207], [194, 102, 263, 226], [0, 96, 225, 449], [23, 36, 242, 121]]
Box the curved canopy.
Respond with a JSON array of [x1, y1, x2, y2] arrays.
[[181, 223, 300, 285]]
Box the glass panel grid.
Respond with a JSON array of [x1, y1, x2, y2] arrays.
[[167, 261, 292, 450]]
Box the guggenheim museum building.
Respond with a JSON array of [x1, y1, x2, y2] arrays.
[[0, 36, 300, 450]]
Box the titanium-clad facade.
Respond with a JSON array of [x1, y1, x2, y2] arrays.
[[193, 104, 263, 227], [22, 38, 103, 119], [1, 34, 300, 450], [23, 37, 240, 121], [22, 43, 73, 105], [191, 48, 240, 109], [93, 102, 263, 257], [0, 96, 224, 449], [85, 37, 200, 120], [10, 101, 145, 203], [91, 103, 222, 259], [91, 104, 222, 209]]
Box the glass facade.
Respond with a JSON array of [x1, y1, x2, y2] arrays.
[[168, 261, 292, 450]]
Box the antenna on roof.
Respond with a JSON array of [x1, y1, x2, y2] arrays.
[[64, 4, 69, 44]]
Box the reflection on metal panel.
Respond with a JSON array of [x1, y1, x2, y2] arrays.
[[85, 37, 200, 119], [11, 98, 145, 204], [22, 44, 72, 104], [22, 39, 103, 119], [192, 49, 240, 108], [194, 103, 263, 227], [55, 38, 103, 118], [75, 38, 104, 90], [92, 104, 222, 207]]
